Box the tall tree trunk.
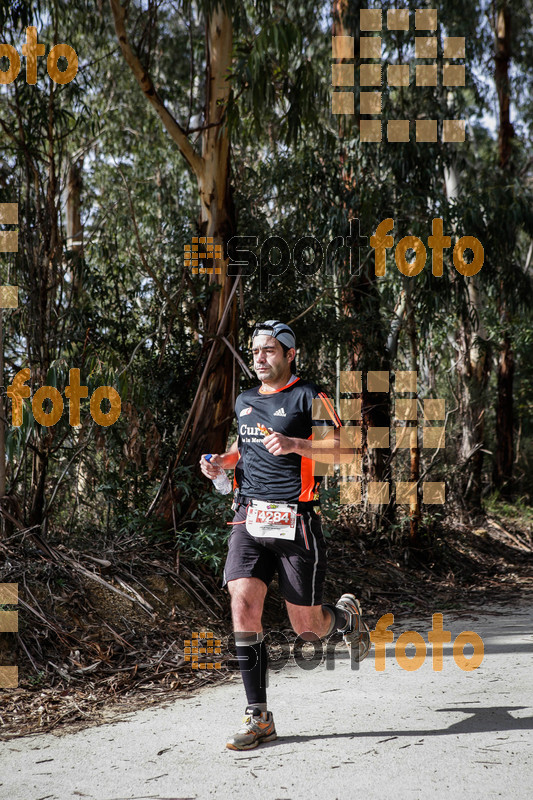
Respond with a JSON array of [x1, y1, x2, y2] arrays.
[[456, 279, 490, 510], [25, 80, 63, 525], [0, 310, 5, 528], [110, 1, 238, 526], [494, 330, 514, 494], [333, 0, 391, 530], [186, 8, 236, 469], [493, 2, 515, 497], [405, 283, 420, 547], [445, 163, 490, 512], [66, 157, 84, 295], [495, 3, 514, 168]]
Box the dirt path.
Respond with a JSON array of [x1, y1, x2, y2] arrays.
[[2, 601, 532, 800]]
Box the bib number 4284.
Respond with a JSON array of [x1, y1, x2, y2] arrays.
[[257, 509, 291, 525]]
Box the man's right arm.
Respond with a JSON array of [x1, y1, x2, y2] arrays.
[[199, 439, 239, 479]]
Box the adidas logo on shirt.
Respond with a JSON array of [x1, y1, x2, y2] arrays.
[[273, 407, 286, 417]]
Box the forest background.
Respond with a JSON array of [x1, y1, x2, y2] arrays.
[[0, 0, 532, 733]]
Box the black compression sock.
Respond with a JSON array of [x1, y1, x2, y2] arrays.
[[322, 603, 350, 635], [234, 632, 268, 706]]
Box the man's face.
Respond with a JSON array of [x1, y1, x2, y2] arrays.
[[251, 334, 292, 384]]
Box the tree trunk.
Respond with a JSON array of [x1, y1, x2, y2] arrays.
[[493, 330, 514, 495], [456, 279, 490, 510], [186, 7, 237, 469], [66, 157, 84, 295], [0, 310, 6, 536], [495, 4, 514, 168], [333, 0, 391, 530], [109, 1, 238, 526], [24, 81, 62, 525], [493, 2, 515, 497], [444, 163, 489, 512], [405, 284, 420, 547]]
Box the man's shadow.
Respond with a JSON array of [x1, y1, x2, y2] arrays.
[[264, 706, 533, 746]]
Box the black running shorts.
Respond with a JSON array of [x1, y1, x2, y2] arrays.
[[222, 503, 327, 606]]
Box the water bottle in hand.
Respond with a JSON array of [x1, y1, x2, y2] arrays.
[[204, 454, 233, 494]]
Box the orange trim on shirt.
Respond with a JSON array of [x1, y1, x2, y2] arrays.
[[299, 434, 315, 502], [318, 391, 342, 427], [232, 448, 241, 491], [258, 376, 301, 395]]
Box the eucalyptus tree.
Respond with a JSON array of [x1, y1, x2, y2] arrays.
[[0, 0, 98, 523], [491, 0, 533, 497], [106, 0, 339, 522]]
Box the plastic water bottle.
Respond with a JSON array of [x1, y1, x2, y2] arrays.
[[204, 454, 233, 494]]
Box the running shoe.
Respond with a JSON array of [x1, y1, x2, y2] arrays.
[[335, 593, 371, 662], [226, 707, 277, 751]]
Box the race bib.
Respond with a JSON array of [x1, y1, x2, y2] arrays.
[[246, 500, 298, 540]]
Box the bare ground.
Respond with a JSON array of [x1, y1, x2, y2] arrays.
[[1, 504, 531, 741]]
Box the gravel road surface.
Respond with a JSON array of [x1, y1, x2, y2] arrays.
[[2, 602, 532, 800]]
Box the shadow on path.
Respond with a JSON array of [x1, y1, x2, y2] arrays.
[[261, 705, 533, 748]]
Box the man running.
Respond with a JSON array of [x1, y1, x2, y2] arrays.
[[200, 320, 370, 751]]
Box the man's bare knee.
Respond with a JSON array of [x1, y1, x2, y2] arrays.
[[286, 601, 331, 639], [231, 593, 263, 618], [228, 578, 266, 630]]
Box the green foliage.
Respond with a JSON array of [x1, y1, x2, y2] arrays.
[[176, 483, 234, 573], [0, 0, 532, 573]]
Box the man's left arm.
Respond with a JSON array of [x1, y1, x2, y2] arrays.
[[263, 427, 352, 462]]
